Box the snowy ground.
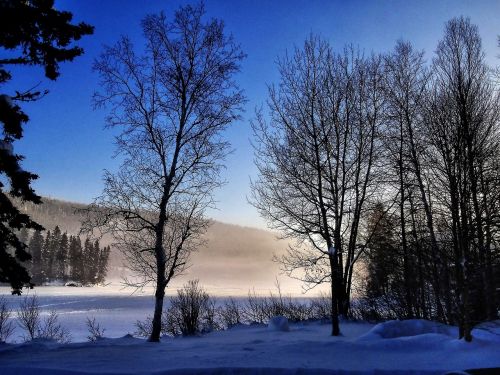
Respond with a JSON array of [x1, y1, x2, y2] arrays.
[[0, 285, 161, 342], [1, 287, 499, 374]]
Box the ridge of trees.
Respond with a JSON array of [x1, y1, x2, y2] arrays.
[[18, 226, 110, 285]]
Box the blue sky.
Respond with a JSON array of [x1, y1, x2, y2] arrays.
[[11, 0, 500, 228]]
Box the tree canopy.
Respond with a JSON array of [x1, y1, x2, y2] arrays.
[[0, 0, 93, 294]]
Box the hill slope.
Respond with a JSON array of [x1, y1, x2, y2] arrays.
[[17, 197, 305, 295]]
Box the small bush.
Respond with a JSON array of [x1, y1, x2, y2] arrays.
[[166, 280, 216, 336], [218, 298, 243, 328], [18, 295, 41, 340], [349, 295, 404, 322], [17, 295, 71, 343], [243, 283, 313, 324], [310, 291, 332, 321], [38, 310, 71, 343], [134, 312, 171, 338], [134, 316, 153, 338], [0, 297, 15, 342], [201, 299, 221, 333], [86, 317, 106, 342], [244, 290, 270, 324]]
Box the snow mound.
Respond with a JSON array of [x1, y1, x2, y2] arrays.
[[268, 316, 290, 332], [471, 320, 500, 342], [358, 319, 455, 340]]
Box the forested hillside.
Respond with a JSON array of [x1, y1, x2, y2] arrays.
[[16, 197, 298, 294]]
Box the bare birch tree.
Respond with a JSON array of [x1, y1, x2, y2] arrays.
[[82, 4, 245, 342], [251, 37, 383, 336]]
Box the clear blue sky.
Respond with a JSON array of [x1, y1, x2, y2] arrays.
[[11, 0, 500, 228]]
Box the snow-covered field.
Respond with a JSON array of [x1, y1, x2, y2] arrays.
[[1, 287, 499, 374]]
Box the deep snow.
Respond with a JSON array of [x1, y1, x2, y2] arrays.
[[0, 287, 499, 374]]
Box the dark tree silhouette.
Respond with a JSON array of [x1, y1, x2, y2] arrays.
[[82, 3, 245, 342], [0, 0, 93, 294], [426, 16, 500, 341], [251, 37, 383, 336]]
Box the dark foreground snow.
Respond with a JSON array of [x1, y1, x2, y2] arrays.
[[0, 318, 499, 375]]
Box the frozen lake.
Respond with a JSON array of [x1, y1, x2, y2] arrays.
[[1, 285, 176, 342]]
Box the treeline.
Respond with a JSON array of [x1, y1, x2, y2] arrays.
[[360, 19, 500, 340], [19, 226, 111, 285], [252, 16, 500, 340]]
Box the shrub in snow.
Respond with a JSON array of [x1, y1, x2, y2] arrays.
[[38, 311, 71, 343], [86, 317, 106, 342], [310, 292, 332, 321], [268, 316, 290, 332], [350, 294, 407, 322], [135, 280, 219, 338], [244, 290, 270, 324], [0, 297, 15, 342], [218, 297, 243, 328], [17, 296, 40, 340], [17, 295, 71, 343], [166, 280, 220, 336], [244, 287, 313, 324], [134, 313, 175, 338], [134, 316, 154, 338]]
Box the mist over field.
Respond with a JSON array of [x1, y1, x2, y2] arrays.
[[17, 197, 309, 296]]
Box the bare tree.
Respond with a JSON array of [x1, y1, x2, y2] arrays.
[[381, 40, 451, 320], [82, 3, 245, 342], [426, 16, 500, 341], [251, 37, 383, 336]]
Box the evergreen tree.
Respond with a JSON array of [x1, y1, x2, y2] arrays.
[[68, 236, 83, 282], [28, 230, 43, 284], [0, 0, 93, 294], [97, 246, 111, 284], [82, 238, 93, 284], [47, 226, 62, 281], [55, 232, 68, 280], [18, 228, 31, 272], [365, 204, 399, 299], [41, 230, 52, 282], [90, 240, 101, 283]]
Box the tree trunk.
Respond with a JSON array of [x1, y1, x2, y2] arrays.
[[149, 276, 166, 342], [398, 126, 412, 318], [149, 244, 166, 342], [149, 195, 169, 342], [330, 256, 340, 336]]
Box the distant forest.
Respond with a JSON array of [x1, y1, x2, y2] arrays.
[[18, 226, 110, 285], [14, 196, 295, 291]]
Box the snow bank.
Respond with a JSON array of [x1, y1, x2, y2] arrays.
[[358, 319, 456, 341], [268, 316, 290, 332], [0, 291, 499, 375], [472, 320, 500, 342]]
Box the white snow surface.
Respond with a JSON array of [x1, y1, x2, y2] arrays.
[[0, 287, 499, 374], [267, 316, 290, 332]]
